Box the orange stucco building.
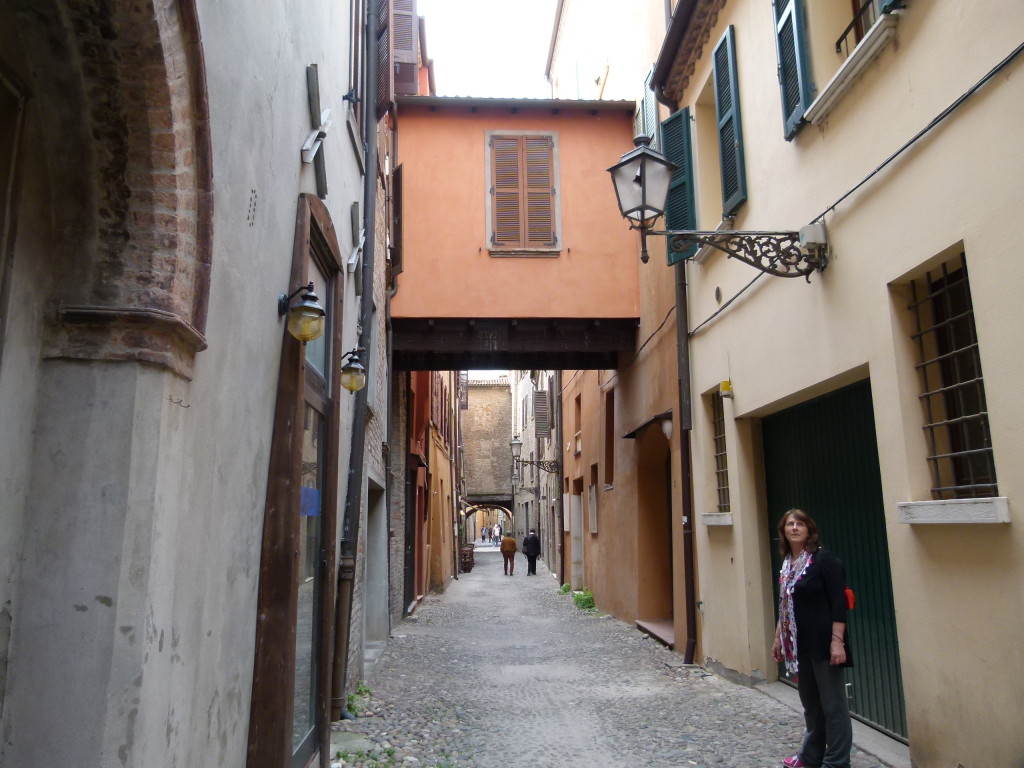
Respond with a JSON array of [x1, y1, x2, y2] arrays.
[[390, 96, 640, 371]]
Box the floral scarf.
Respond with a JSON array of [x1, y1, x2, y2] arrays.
[[778, 548, 812, 676]]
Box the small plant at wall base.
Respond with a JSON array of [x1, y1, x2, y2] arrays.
[[346, 680, 372, 716], [560, 583, 571, 594], [573, 589, 595, 610]]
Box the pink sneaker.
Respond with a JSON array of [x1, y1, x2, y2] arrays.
[[782, 757, 806, 768]]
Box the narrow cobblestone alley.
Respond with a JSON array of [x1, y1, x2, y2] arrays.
[[331, 549, 894, 768]]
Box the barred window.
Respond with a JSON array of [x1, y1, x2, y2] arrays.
[[909, 254, 997, 499], [711, 392, 730, 513]]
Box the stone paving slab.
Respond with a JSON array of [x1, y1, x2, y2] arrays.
[[331, 550, 894, 768]]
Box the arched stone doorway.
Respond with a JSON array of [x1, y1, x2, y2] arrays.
[[0, 2, 212, 765]]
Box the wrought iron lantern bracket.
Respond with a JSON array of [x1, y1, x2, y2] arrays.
[[651, 229, 828, 281], [516, 458, 560, 474]]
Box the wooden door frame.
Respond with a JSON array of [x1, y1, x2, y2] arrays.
[[248, 195, 345, 768]]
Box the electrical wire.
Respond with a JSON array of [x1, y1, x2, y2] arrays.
[[689, 271, 764, 337], [811, 39, 1024, 224], [560, 303, 678, 393], [690, 40, 1024, 336]]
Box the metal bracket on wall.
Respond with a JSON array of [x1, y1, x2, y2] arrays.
[[656, 226, 828, 280]]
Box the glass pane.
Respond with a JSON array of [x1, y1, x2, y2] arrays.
[[292, 403, 324, 753], [305, 258, 329, 380]]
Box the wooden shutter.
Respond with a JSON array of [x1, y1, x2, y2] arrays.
[[535, 390, 550, 438], [491, 136, 522, 247], [524, 136, 555, 247], [393, 0, 419, 95], [714, 26, 747, 217], [774, 0, 812, 140], [391, 164, 404, 276], [491, 135, 556, 249], [376, 0, 394, 118], [660, 109, 696, 265]]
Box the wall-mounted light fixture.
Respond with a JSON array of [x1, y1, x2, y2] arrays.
[[608, 136, 828, 277], [278, 281, 326, 343], [339, 348, 367, 393], [509, 434, 559, 474], [661, 416, 674, 441]]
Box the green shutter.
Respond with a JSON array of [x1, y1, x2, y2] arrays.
[[660, 109, 696, 265], [713, 26, 746, 217], [774, 0, 812, 140]]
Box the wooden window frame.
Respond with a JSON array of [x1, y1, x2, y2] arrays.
[[485, 130, 561, 257], [248, 195, 346, 768]]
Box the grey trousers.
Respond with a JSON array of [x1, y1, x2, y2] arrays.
[[796, 656, 852, 768]]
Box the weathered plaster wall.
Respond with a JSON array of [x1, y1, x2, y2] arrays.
[[0, 0, 368, 765]]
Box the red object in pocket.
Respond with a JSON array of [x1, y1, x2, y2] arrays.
[[845, 587, 856, 610]]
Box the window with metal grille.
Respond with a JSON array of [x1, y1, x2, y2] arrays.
[[909, 254, 997, 499], [711, 392, 730, 513]]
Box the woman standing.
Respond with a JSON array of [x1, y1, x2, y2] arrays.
[[771, 509, 853, 768]]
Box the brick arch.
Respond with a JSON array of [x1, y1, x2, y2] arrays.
[[22, 0, 214, 378]]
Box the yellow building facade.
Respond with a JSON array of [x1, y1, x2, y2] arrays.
[[558, 1, 1024, 764]]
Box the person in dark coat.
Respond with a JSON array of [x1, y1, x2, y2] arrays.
[[771, 509, 853, 768], [522, 529, 542, 575]]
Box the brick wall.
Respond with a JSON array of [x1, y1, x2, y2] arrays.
[[464, 382, 512, 498]]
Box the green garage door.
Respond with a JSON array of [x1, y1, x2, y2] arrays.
[[763, 379, 907, 740]]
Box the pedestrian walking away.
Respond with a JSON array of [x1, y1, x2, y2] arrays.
[[772, 508, 854, 768], [499, 531, 517, 575], [522, 528, 541, 575]]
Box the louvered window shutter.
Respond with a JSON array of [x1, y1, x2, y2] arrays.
[[376, 0, 394, 118], [660, 109, 696, 264], [774, 0, 812, 140], [524, 136, 556, 247], [640, 67, 659, 148], [714, 26, 747, 217], [491, 136, 522, 247], [490, 135, 557, 249], [392, 164, 404, 276], [393, 0, 418, 95], [535, 391, 550, 438]]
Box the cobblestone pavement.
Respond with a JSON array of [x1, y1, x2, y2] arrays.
[[331, 549, 890, 768]]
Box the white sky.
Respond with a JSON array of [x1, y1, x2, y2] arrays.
[[418, 0, 558, 98], [467, 370, 508, 379]]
